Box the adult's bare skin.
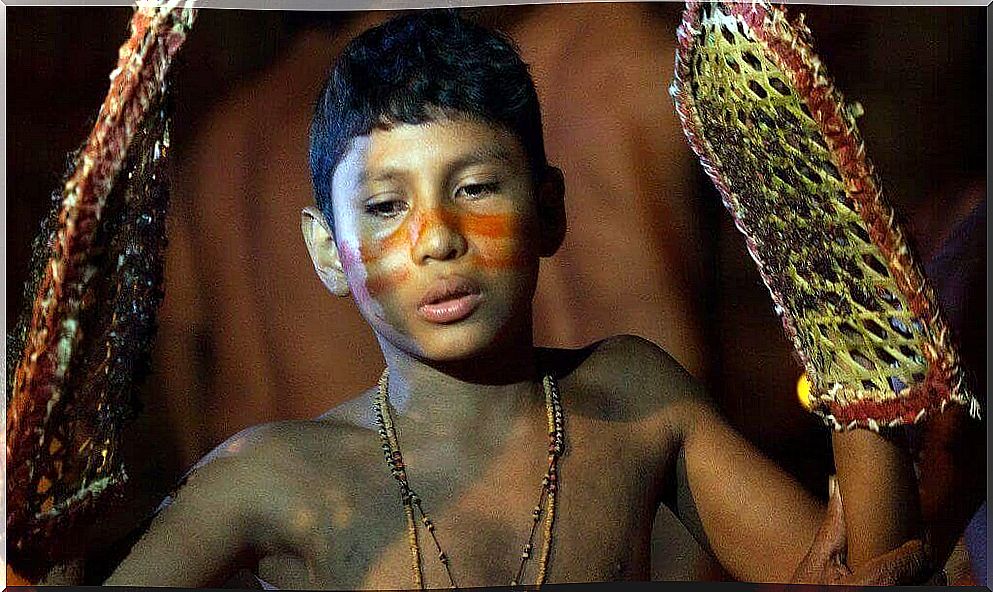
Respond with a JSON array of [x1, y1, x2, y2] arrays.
[[101, 337, 927, 588]]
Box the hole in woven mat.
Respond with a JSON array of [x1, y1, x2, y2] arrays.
[[737, 20, 749, 38], [799, 102, 813, 119], [868, 280, 898, 298], [823, 290, 845, 311], [810, 132, 828, 150], [822, 161, 842, 182], [737, 108, 748, 125], [861, 253, 889, 277], [796, 162, 822, 184], [862, 319, 890, 341], [835, 191, 856, 212], [725, 55, 741, 74], [911, 318, 924, 333], [888, 317, 913, 339], [839, 322, 861, 339], [830, 225, 849, 247], [889, 376, 908, 392], [862, 379, 879, 390], [812, 257, 837, 283], [912, 372, 925, 382], [847, 222, 871, 244], [851, 286, 880, 312], [875, 347, 899, 367], [768, 77, 790, 96], [742, 51, 762, 71], [773, 165, 793, 184], [721, 24, 735, 44], [775, 106, 801, 130], [899, 344, 917, 358], [839, 259, 864, 282], [747, 80, 768, 99], [754, 108, 775, 129]]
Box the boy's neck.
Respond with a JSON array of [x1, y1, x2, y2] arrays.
[[376, 334, 545, 441]]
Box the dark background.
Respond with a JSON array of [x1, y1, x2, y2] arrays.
[[6, 3, 986, 583]]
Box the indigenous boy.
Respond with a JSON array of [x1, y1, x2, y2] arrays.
[[102, 10, 930, 588]]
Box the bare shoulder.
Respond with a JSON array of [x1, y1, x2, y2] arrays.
[[104, 422, 291, 585], [178, 420, 322, 487], [552, 334, 716, 439], [107, 417, 375, 586], [132, 418, 351, 540], [181, 415, 377, 499]]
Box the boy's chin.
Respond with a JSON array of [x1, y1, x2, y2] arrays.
[[415, 327, 506, 363], [383, 321, 525, 365]]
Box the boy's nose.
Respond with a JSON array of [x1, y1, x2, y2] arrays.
[[410, 208, 468, 264]]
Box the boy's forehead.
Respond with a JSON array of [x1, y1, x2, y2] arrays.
[[332, 118, 526, 193]]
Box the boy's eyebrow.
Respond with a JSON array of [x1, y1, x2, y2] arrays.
[[357, 168, 408, 187], [357, 145, 517, 188], [446, 145, 517, 174]]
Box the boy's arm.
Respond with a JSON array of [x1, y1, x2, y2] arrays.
[[102, 455, 261, 587], [666, 395, 823, 583], [613, 336, 922, 583], [104, 423, 334, 587], [669, 396, 923, 583], [830, 428, 921, 569]]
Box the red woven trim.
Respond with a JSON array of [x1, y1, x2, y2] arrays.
[[8, 5, 192, 437], [823, 372, 953, 427]]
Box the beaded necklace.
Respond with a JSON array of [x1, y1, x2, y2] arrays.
[[373, 368, 564, 589]]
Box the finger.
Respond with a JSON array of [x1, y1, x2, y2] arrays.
[[814, 474, 848, 557], [844, 539, 929, 586]]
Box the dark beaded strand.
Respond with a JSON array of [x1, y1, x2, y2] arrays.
[[374, 369, 564, 590]]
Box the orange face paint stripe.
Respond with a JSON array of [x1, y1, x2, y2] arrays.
[[362, 210, 519, 264], [365, 267, 410, 297], [474, 250, 528, 270], [462, 212, 517, 239], [359, 243, 385, 264]]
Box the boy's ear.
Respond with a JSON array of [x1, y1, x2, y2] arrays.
[[301, 206, 350, 297], [536, 166, 566, 257]]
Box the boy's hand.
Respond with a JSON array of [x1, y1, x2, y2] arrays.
[[791, 477, 938, 586]]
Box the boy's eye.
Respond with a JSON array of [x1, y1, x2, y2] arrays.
[[456, 182, 500, 200], [365, 199, 408, 218]]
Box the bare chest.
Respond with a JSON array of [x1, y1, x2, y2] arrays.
[[255, 417, 673, 589]]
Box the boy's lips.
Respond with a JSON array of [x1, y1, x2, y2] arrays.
[[417, 276, 483, 324]]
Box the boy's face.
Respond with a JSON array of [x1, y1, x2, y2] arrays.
[[309, 116, 558, 362]]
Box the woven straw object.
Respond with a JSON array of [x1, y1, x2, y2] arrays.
[[668, 1, 980, 431], [6, 2, 196, 579]]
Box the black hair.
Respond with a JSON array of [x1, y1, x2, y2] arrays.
[[309, 9, 547, 231]]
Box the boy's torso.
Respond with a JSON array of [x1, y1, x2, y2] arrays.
[[217, 337, 692, 589]]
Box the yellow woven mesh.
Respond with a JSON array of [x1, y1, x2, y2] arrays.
[[688, 5, 928, 405]]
